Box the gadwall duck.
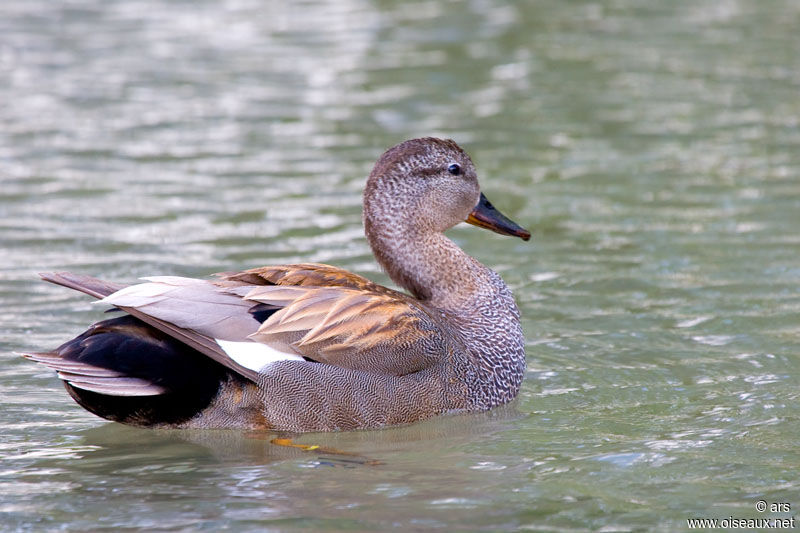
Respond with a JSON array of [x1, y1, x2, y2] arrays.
[[25, 138, 530, 432]]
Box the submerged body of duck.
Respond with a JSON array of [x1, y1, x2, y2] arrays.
[[25, 138, 530, 432]]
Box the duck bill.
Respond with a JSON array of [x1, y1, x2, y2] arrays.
[[466, 193, 531, 241]]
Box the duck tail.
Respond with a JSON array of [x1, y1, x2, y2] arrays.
[[22, 315, 228, 427], [38, 271, 126, 299]]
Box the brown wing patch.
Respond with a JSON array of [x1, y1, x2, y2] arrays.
[[243, 285, 440, 375], [218, 263, 446, 376], [219, 263, 380, 291], [248, 287, 428, 352]]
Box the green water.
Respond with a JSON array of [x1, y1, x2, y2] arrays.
[[2, 0, 799, 530]]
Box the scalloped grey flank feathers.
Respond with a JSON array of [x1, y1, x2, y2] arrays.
[[24, 138, 530, 432]]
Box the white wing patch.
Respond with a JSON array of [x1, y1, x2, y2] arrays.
[[215, 339, 303, 372]]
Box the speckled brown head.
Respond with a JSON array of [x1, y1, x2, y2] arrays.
[[364, 137, 529, 240], [363, 137, 530, 301]]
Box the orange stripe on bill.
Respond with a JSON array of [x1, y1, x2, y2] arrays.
[[465, 193, 531, 241]]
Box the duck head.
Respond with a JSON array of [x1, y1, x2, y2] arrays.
[[363, 137, 530, 242]]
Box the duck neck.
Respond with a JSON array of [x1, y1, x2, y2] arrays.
[[367, 227, 527, 407], [368, 227, 481, 308]]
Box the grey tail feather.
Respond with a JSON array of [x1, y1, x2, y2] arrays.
[[39, 272, 127, 299]]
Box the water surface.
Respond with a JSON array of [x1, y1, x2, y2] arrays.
[[2, 0, 799, 530]]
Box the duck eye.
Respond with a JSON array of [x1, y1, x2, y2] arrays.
[[447, 163, 461, 176]]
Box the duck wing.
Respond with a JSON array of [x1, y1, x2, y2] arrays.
[[218, 262, 384, 291], [93, 264, 446, 379], [231, 285, 443, 376], [217, 263, 446, 375], [38, 272, 268, 383]]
